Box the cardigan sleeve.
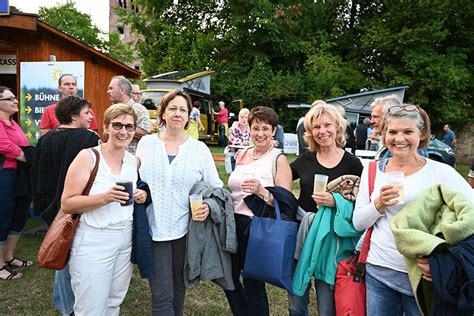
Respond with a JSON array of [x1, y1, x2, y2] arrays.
[[200, 143, 223, 188]]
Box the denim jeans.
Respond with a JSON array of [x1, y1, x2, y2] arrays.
[[224, 214, 269, 316], [53, 265, 75, 315], [366, 272, 421, 316], [0, 169, 16, 244], [288, 280, 335, 316]]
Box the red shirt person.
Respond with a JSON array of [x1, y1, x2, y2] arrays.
[[40, 74, 98, 136]]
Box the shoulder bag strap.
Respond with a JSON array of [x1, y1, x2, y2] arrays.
[[272, 152, 283, 181], [81, 148, 100, 195], [358, 160, 377, 264]]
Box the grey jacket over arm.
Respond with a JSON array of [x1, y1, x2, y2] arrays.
[[186, 181, 237, 290]]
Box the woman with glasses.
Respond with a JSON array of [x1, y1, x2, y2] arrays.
[[32, 96, 100, 314], [0, 86, 31, 280], [136, 90, 222, 315], [60, 103, 147, 315], [353, 104, 473, 315], [224, 106, 293, 316]]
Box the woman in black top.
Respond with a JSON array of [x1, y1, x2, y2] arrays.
[[289, 102, 363, 316]]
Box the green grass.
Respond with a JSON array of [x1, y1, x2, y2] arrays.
[[5, 147, 469, 315]]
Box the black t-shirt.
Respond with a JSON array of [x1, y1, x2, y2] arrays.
[[290, 150, 363, 213]]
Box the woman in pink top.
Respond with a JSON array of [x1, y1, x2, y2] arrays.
[[0, 86, 31, 280], [224, 106, 292, 316]]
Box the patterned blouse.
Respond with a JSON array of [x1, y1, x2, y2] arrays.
[[228, 121, 250, 147]]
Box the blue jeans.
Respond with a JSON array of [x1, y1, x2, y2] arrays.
[[53, 265, 75, 315], [0, 169, 16, 244], [366, 272, 421, 316], [288, 280, 335, 316]]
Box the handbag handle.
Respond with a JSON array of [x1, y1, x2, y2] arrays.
[[273, 197, 282, 221], [81, 148, 100, 195]]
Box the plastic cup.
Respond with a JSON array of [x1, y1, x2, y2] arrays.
[[189, 194, 203, 220], [313, 174, 329, 193], [386, 171, 405, 205], [116, 180, 133, 206], [241, 166, 256, 194]]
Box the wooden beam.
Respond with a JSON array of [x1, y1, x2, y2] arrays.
[[0, 13, 37, 31]]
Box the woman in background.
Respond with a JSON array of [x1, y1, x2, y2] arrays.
[[0, 86, 31, 281], [187, 100, 204, 139], [226, 107, 251, 171]]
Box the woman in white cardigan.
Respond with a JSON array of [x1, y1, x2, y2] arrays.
[[136, 90, 223, 315]]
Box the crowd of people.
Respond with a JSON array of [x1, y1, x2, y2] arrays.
[[0, 77, 473, 316]]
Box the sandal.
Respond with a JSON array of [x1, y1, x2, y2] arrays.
[[0, 264, 22, 280], [5, 257, 32, 269]]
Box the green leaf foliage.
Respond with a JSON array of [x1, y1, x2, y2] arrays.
[[39, 1, 135, 65], [118, 0, 473, 128]]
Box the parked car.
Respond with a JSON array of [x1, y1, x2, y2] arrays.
[[377, 137, 456, 167]]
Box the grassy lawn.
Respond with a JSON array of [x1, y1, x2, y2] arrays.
[[4, 146, 470, 314]]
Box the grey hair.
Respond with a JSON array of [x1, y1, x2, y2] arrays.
[[383, 104, 425, 133], [382, 103, 431, 148], [363, 117, 371, 125], [112, 75, 132, 97], [370, 94, 401, 113], [218, 101, 225, 107]]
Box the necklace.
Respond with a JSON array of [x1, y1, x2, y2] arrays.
[[251, 144, 273, 160]]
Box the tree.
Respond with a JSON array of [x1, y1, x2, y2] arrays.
[[39, 1, 134, 65], [118, 0, 473, 127]]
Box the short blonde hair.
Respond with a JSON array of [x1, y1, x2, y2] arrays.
[[104, 103, 137, 126], [303, 102, 347, 152]]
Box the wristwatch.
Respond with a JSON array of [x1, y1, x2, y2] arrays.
[[263, 191, 271, 203]]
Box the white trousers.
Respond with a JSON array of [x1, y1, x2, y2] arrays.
[[69, 221, 133, 316]]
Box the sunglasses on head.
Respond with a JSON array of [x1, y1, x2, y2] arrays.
[[111, 122, 135, 132], [387, 104, 419, 114]]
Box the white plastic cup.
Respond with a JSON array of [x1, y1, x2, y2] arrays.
[[241, 166, 256, 194], [386, 171, 405, 205], [189, 194, 203, 220], [313, 174, 329, 193]]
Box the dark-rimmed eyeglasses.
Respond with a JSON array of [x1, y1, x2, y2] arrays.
[[111, 122, 136, 132], [0, 97, 17, 102]]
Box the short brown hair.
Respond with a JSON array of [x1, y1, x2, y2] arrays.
[[248, 106, 278, 128], [104, 103, 137, 126], [303, 102, 347, 152], [157, 90, 192, 129]]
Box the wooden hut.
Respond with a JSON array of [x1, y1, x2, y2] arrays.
[[0, 12, 140, 137]]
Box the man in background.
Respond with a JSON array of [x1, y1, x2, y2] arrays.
[[355, 117, 371, 150], [442, 124, 456, 150], [131, 84, 142, 104], [107, 76, 151, 154], [40, 74, 98, 136], [215, 101, 229, 147]]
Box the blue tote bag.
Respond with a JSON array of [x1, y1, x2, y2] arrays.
[[242, 198, 298, 293]]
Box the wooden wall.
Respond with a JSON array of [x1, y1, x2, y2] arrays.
[[0, 14, 140, 136]]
